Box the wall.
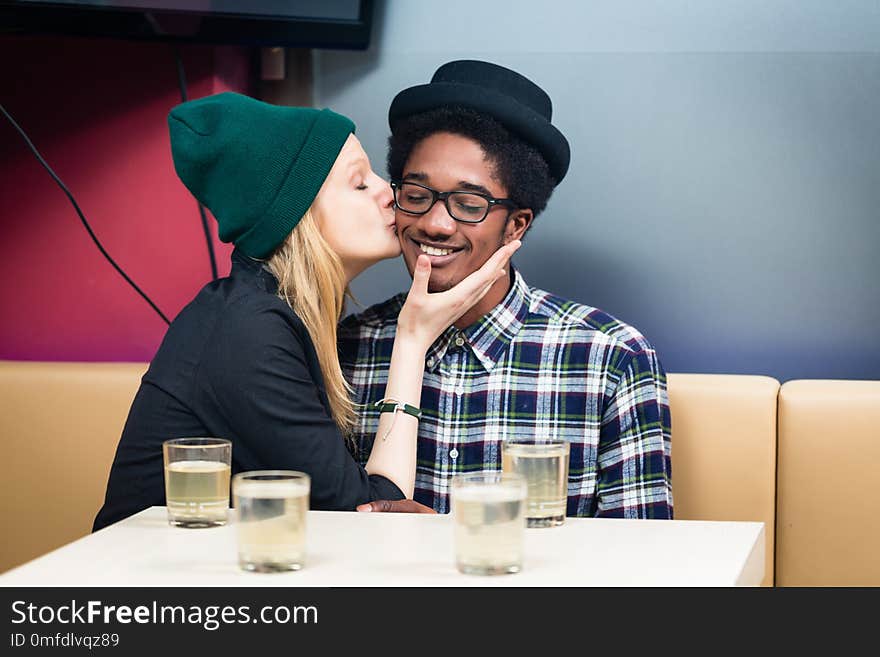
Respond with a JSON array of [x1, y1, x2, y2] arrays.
[[315, 0, 880, 382], [0, 35, 248, 362]]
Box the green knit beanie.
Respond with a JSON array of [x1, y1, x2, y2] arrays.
[[168, 92, 355, 259]]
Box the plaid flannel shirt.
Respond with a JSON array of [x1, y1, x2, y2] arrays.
[[338, 267, 673, 518]]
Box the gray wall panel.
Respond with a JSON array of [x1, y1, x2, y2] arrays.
[[316, 1, 880, 381]]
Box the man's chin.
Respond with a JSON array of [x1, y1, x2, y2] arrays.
[[403, 257, 456, 292], [427, 275, 458, 293]]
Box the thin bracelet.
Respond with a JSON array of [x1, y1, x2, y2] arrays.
[[374, 398, 422, 419], [375, 398, 422, 442]]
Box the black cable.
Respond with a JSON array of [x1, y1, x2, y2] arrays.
[[174, 46, 219, 282], [1, 102, 171, 326]]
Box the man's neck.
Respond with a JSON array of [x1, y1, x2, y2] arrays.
[[452, 269, 513, 330]]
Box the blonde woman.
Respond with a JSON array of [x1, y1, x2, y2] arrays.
[[94, 93, 518, 530]]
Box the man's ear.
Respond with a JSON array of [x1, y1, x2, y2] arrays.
[[504, 209, 534, 242]]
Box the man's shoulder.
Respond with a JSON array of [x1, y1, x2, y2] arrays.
[[338, 292, 407, 339], [527, 285, 657, 356]]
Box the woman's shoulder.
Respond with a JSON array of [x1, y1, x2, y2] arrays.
[[167, 277, 312, 365], [184, 283, 321, 393], [212, 281, 309, 344]]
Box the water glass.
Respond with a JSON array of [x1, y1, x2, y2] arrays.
[[451, 472, 526, 575], [233, 471, 310, 573], [501, 438, 570, 527], [162, 437, 231, 528]]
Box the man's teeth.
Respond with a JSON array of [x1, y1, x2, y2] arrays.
[[419, 243, 453, 256]]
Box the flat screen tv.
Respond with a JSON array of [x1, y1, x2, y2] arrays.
[[0, 0, 375, 49]]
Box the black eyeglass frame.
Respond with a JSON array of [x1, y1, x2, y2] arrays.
[[390, 179, 518, 224]]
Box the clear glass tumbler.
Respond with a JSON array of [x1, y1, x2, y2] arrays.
[[501, 438, 570, 527], [162, 437, 231, 528], [451, 471, 526, 575], [233, 470, 310, 573]]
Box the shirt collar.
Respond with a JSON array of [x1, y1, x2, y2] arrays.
[[425, 266, 530, 373]]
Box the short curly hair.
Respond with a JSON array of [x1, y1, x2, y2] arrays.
[[387, 106, 557, 219]]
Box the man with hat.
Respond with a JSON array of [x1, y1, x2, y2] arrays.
[[340, 60, 673, 518]]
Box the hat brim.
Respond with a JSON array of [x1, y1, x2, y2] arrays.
[[389, 81, 570, 182]]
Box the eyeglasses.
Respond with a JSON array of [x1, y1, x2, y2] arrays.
[[390, 180, 517, 224]]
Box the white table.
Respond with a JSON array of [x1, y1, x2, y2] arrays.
[[0, 507, 764, 587]]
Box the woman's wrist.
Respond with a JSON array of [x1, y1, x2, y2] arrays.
[[383, 336, 428, 408], [393, 322, 433, 355]]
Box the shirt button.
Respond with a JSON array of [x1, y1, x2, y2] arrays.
[[449, 448, 459, 460], [454, 335, 465, 347], [426, 357, 435, 367]]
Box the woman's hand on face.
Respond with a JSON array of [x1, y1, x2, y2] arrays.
[[397, 240, 521, 348]]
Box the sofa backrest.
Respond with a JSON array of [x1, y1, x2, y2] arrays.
[[667, 373, 778, 586], [776, 379, 880, 586], [0, 360, 147, 573], [4, 360, 877, 586]]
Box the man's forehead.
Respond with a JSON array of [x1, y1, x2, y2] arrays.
[[402, 134, 505, 192], [402, 171, 496, 197], [408, 130, 485, 158]]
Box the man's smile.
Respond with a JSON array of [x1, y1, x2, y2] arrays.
[[408, 236, 465, 264]]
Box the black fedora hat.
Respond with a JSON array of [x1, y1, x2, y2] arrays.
[[388, 59, 570, 183]]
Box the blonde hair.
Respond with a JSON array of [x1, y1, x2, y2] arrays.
[[265, 209, 356, 436]]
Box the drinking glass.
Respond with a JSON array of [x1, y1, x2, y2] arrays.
[[450, 472, 526, 575], [162, 437, 231, 528], [233, 471, 310, 573], [501, 438, 570, 527]]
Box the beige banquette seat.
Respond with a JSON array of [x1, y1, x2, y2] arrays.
[[0, 362, 781, 579], [776, 380, 880, 586], [666, 374, 779, 587], [0, 360, 147, 574], [2, 360, 877, 586]]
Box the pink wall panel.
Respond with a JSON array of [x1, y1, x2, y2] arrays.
[[1, 36, 251, 362]]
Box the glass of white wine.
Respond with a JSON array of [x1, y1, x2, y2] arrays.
[[501, 438, 570, 527], [232, 471, 310, 573], [450, 472, 526, 575], [162, 437, 232, 528]]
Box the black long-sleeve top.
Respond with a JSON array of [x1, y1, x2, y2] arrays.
[[93, 249, 402, 531]]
